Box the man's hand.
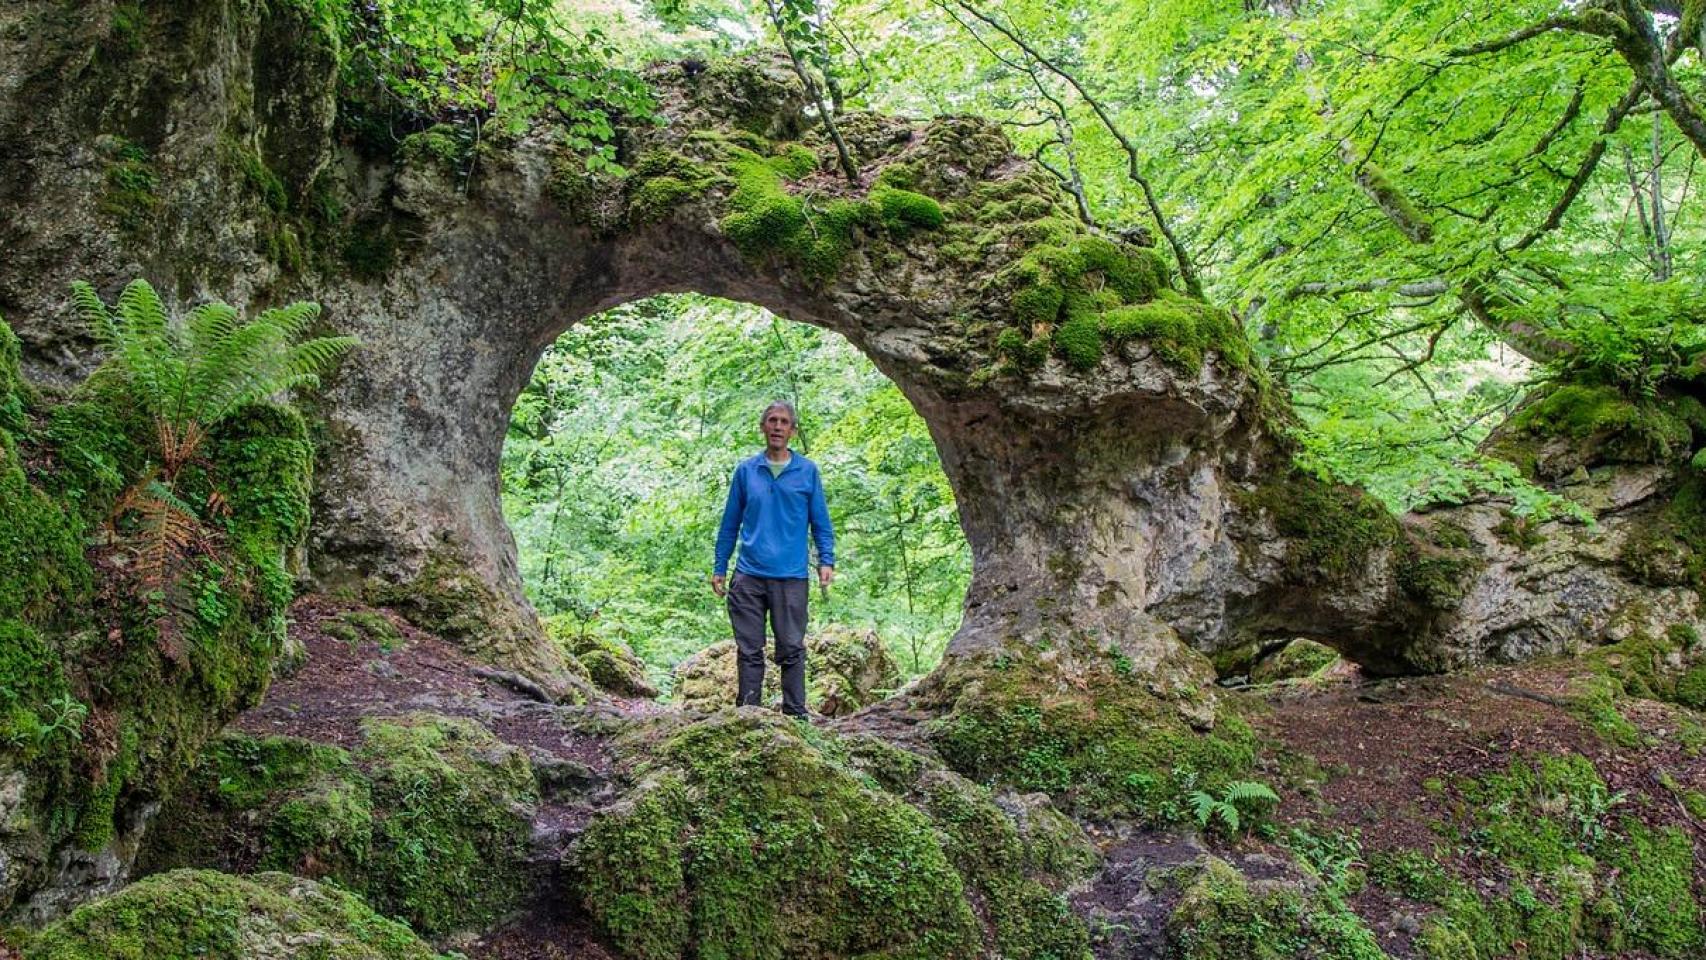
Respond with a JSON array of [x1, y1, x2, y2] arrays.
[[711, 574, 727, 598], [818, 565, 835, 589]]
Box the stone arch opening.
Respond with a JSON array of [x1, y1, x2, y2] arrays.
[[499, 291, 972, 690]]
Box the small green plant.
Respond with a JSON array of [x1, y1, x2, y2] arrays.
[[1190, 780, 1280, 835]]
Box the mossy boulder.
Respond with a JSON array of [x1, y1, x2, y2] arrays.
[[570, 711, 1091, 960], [1249, 639, 1342, 684], [670, 625, 901, 716], [546, 617, 658, 699], [1165, 857, 1385, 960], [21, 869, 448, 959], [1485, 383, 1706, 480], [137, 715, 538, 938]]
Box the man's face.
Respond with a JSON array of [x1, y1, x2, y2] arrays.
[[762, 410, 795, 448]]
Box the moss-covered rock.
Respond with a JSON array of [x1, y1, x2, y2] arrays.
[[1249, 639, 1341, 684], [926, 653, 1254, 821], [1165, 858, 1386, 960], [138, 715, 538, 939], [1, 328, 315, 916], [546, 617, 658, 699], [670, 625, 901, 716], [571, 711, 1091, 960], [1487, 383, 1706, 480], [21, 870, 448, 959]]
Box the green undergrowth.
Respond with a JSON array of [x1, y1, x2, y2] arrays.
[[1366, 753, 1703, 960], [927, 652, 1256, 822], [22, 869, 449, 959], [573, 711, 1093, 960], [1, 320, 312, 869], [138, 714, 537, 938]]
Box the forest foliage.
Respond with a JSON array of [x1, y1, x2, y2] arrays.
[[501, 296, 968, 683]]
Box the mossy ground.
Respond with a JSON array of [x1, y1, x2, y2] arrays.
[[1255, 654, 1706, 960], [1366, 754, 1703, 960]]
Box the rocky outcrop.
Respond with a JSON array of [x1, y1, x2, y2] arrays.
[[670, 625, 900, 716], [0, 318, 313, 924]]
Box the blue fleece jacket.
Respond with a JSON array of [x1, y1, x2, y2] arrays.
[[714, 450, 835, 579]]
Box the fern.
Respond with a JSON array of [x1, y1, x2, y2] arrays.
[[72, 278, 356, 650], [1191, 780, 1281, 835], [73, 278, 356, 472]]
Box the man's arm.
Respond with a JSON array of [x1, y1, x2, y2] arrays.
[[809, 465, 835, 579], [713, 466, 745, 586]]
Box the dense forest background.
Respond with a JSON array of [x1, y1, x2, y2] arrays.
[[495, 0, 1704, 681], [501, 296, 969, 682]]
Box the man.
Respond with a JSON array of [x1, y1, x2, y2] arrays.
[[712, 401, 835, 719]]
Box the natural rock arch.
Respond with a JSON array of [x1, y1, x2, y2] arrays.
[[3, 3, 1697, 704], [295, 61, 1286, 695]]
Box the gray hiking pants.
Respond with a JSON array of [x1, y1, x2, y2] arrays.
[[726, 573, 809, 717]]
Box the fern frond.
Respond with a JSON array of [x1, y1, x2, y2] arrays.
[[259, 301, 323, 340], [1224, 781, 1279, 805], [70, 281, 116, 346], [1189, 790, 1217, 827], [1217, 803, 1241, 833]]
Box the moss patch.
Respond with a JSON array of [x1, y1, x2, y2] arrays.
[[1239, 473, 1403, 581], [23, 869, 447, 959], [1368, 753, 1705, 960], [928, 655, 1255, 822]]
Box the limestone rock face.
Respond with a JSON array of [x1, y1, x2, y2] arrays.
[[670, 625, 901, 716]]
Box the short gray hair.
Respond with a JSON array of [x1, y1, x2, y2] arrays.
[[759, 400, 797, 427]]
